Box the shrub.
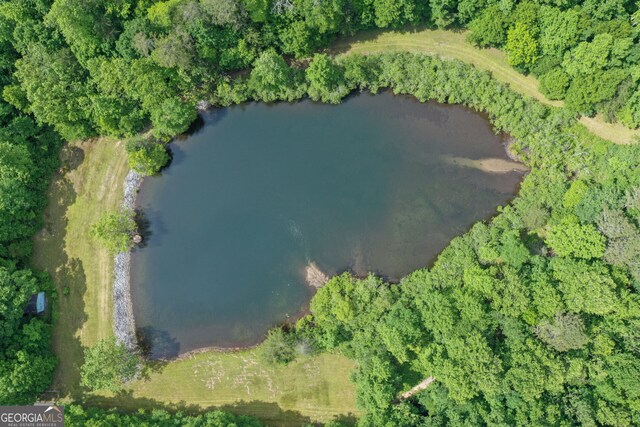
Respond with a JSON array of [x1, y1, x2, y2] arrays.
[[539, 68, 570, 100], [151, 97, 197, 139], [306, 54, 350, 103], [467, 5, 510, 48], [126, 138, 170, 176], [90, 210, 137, 254], [258, 327, 297, 365], [80, 336, 139, 392]]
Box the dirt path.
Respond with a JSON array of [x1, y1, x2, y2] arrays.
[[331, 28, 639, 145], [399, 377, 436, 400]]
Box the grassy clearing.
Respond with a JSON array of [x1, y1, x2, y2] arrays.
[[89, 351, 359, 426], [32, 138, 130, 399], [31, 138, 359, 425], [331, 28, 639, 145]]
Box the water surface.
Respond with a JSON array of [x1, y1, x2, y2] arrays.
[[131, 92, 523, 358]]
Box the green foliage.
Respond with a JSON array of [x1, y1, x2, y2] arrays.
[[80, 336, 139, 392], [0, 10, 61, 401], [14, 46, 94, 140], [90, 210, 137, 254], [126, 138, 170, 175], [248, 49, 306, 102], [151, 31, 194, 69], [46, 0, 123, 62], [242, 0, 269, 23], [563, 179, 589, 209], [506, 22, 539, 70], [618, 86, 640, 129], [258, 327, 297, 365], [565, 68, 628, 115], [551, 258, 618, 315], [298, 0, 345, 34], [65, 404, 265, 426], [0, 267, 37, 341], [545, 216, 606, 259], [597, 206, 640, 280], [147, 0, 183, 28], [557, 31, 633, 116], [150, 97, 196, 138], [372, 0, 420, 28], [0, 142, 38, 244], [538, 6, 582, 58], [0, 267, 56, 404], [539, 67, 570, 100], [0, 321, 57, 405], [306, 53, 349, 103], [3, 0, 639, 140], [278, 20, 321, 58], [535, 312, 588, 352], [1, 0, 640, 420], [467, 4, 510, 48], [201, 0, 244, 27], [562, 34, 626, 77]]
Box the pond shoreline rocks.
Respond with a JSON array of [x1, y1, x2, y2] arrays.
[[114, 169, 142, 352]]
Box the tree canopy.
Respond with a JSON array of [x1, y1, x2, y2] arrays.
[[0, 0, 639, 425], [80, 336, 140, 392], [90, 210, 138, 254]]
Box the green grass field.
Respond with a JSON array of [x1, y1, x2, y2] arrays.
[[88, 351, 359, 426], [32, 138, 130, 400], [31, 138, 359, 426], [331, 28, 639, 145]]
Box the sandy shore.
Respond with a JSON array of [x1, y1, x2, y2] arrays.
[[442, 155, 529, 173]]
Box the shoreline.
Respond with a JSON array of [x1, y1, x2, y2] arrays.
[[114, 104, 526, 359], [113, 169, 142, 352]]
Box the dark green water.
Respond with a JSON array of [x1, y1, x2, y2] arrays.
[[131, 92, 523, 358]]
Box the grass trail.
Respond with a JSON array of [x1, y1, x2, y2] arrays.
[[331, 28, 639, 145]]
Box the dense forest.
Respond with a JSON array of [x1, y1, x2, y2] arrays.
[[300, 53, 640, 426], [1, 0, 639, 143], [0, 0, 639, 425], [64, 405, 266, 426], [218, 50, 640, 425]]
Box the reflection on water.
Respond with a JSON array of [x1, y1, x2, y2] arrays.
[[131, 92, 524, 358], [136, 326, 180, 359]]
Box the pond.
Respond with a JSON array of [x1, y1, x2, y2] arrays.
[[131, 92, 525, 358]]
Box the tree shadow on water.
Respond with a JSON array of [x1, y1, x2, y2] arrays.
[[165, 143, 187, 168], [133, 210, 152, 249], [131, 207, 168, 249], [136, 326, 181, 361]]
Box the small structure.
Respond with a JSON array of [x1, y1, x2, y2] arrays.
[[132, 234, 143, 244], [24, 292, 46, 316]]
